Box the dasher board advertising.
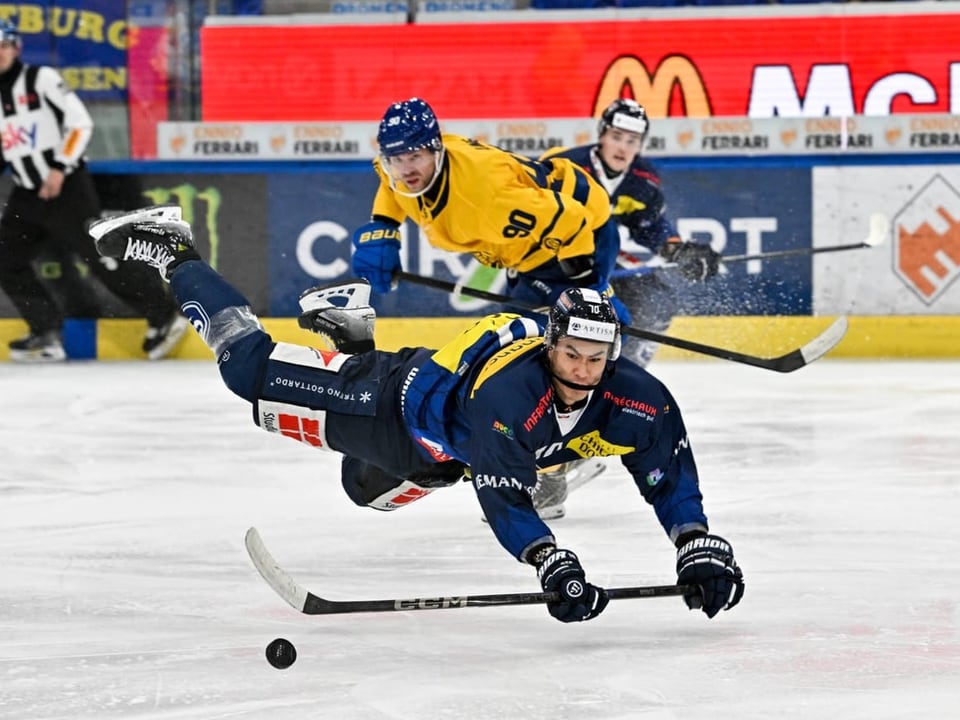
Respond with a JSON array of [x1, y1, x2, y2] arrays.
[[201, 11, 960, 122]]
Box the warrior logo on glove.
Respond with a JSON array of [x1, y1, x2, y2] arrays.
[[676, 533, 745, 618]]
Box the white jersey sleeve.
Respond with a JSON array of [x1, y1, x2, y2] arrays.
[[35, 65, 93, 169]]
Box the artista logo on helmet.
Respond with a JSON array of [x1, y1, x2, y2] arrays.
[[611, 112, 648, 136], [567, 317, 616, 344]]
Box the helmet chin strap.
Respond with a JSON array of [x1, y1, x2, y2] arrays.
[[551, 373, 601, 393]]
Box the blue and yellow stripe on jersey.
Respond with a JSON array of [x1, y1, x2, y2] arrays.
[[470, 337, 542, 398], [401, 313, 542, 462]]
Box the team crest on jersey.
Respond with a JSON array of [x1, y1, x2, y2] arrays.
[[893, 174, 960, 304]]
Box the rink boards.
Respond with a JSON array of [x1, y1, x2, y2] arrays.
[[0, 156, 958, 360], [0, 314, 957, 361]]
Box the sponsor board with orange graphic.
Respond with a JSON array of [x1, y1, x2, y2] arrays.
[[157, 114, 960, 160], [814, 167, 960, 314]]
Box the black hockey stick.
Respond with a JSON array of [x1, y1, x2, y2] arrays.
[[395, 271, 847, 373], [612, 212, 889, 278], [245, 527, 693, 615]]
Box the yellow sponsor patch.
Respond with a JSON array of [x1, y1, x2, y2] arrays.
[[566, 430, 634, 458], [613, 196, 647, 215]]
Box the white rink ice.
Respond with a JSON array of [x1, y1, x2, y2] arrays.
[[2, 358, 959, 719]]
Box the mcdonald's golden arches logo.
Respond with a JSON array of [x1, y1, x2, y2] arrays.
[[593, 55, 712, 119]]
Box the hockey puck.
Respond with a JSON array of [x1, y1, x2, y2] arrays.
[[265, 637, 297, 669]]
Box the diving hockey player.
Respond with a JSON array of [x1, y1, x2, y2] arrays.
[[89, 205, 745, 625]]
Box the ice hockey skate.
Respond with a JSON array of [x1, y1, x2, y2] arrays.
[[143, 311, 190, 360], [297, 280, 377, 354], [8, 330, 66, 363], [480, 457, 607, 522], [88, 205, 199, 281]]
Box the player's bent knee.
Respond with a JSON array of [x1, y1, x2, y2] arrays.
[[341, 457, 445, 511], [218, 331, 274, 402], [357, 479, 439, 511]]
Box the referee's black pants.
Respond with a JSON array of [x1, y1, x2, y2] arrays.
[[0, 167, 177, 335]]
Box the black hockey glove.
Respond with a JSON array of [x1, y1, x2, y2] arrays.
[[557, 254, 595, 282], [676, 533, 744, 618], [533, 546, 609, 623], [661, 241, 720, 282]]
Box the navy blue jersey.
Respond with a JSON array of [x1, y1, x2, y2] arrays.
[[546, 144, 676, 253], [402, 313, 707, 561], [172, 261, 707, 566]]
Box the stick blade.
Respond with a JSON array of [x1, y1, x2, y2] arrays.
[[766, 315, 848, 372], [244, 527, 310, 612], [799, 315, 848, 366], [865, 213, 889, 247]]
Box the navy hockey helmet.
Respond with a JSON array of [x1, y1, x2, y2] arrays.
[[0, 20, 21, 47], [544, 287, 622, 361], [598, 98, 649, 139], [377, 98, 443, 157]]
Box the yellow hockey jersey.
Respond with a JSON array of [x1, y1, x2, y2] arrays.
[[371, 134, 611, 273]]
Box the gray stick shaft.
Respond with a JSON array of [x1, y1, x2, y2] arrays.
[[723, 242, 870, 262]]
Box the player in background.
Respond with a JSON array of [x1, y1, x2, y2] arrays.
[[89, 204, 745, 625], [350, 97, 630, 321], [545, 99, 721, 368], [0, 20, 186, 362]]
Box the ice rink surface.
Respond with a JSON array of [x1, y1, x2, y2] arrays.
[[2, 357, 958, 719]]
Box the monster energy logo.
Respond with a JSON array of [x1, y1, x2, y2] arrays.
[[141, 185, 223, 269]]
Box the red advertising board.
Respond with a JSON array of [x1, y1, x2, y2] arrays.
[[201, 12, 960, 122]]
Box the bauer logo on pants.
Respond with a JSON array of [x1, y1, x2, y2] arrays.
[[893, 174, 960, 304]]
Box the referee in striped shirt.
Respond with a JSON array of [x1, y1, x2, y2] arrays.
[[0, 20, 186, 362]]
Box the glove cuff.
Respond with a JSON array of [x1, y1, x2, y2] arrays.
[[659, 240, 682, 261], [557, 254, 595, 281], [536, 547, 580, 583], [528, 543, 557, 568], [674, 529, 708, 549]]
